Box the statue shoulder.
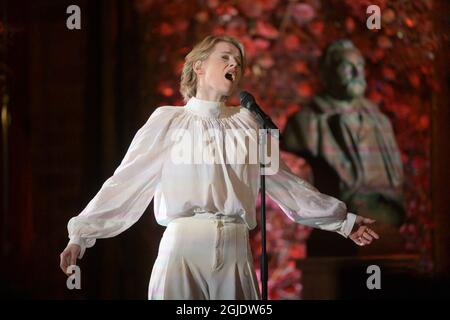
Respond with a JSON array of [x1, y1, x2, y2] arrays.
[[361, 98, 393, 121], [361, 98, 390, 116], [286, 103, 320, 125], [293, 97, 326, 115], [310, 95, 339, 113]]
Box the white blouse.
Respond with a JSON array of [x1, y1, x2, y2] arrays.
[[67, 97, 357, 258]]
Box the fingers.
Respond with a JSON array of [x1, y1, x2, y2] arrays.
[[358, 227, 379, 245], [60, 249, 78, 275], [362, 217, 376, 224], [356, 235, 371, 246], [355, 237, 367, 246], [351, 224, 380, 246], [361, 232, 373, 242], [60, 252, 69, 274], [70, 250, 78, 267], [366, 228, 379, 239]]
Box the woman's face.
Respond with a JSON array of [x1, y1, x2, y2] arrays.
[[194, 41, 243, 101]]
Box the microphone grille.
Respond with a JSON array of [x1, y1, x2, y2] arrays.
[[239, 91, 255, 108]]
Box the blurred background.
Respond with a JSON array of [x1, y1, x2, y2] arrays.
[[0, 0, 449, 299]]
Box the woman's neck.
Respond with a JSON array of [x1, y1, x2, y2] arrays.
[[195, 86, 224, 102]]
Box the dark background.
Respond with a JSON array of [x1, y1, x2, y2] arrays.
[[1, 0, 165, 299]]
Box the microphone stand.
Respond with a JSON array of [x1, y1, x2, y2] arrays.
[[258, 124, 268, 300], [240, 91, 280, 301]]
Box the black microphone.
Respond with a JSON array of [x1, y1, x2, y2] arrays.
[[239, 91, 281, 138]]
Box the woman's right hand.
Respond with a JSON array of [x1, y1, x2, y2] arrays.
[[60, 244, 81, 275]]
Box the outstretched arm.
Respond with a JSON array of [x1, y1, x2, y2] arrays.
[[266, 158, 379, 244], [60, 107, 178, 274]]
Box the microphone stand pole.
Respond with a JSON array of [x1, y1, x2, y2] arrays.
[[258, 124, 268, 300]]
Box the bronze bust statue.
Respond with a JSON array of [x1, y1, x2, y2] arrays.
[[283, 40, 405, 229]]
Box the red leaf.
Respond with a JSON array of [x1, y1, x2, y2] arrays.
[[292, 61, 309, 75], [174, 60, 184, 76], [159, 22, 173, 36], [345, 17, 355, 33], [404, 17, 415, 28], [377, 35, 393, 49], [382, 67, 395, 80], [207, 0, 219, 8], [260, 0, 279, 11], [418, 115, 429, 130], [240, 37, 257, 59], [369, 48, 385, 62], [381, 83, 394, 98], [408, 73, 421, 88], [382, 8, 396, 24], [212, 26, 226, 35], [158, 84, 174, 97], [368, 90, 383, 104], [257, 55, 275, 68], [237, 0, 263, 18], [290, 244, 306, 259], [284, 34, 300, 50], [195, 11, 209, 23], [291, 3, 315, 26], [297, 82, 313, 98], [309, 21, 324, 36], [254, 38, 271, 50], [174, 20, 189, 32], [215, 4, 238, 16], [255, 21, 279, 39]]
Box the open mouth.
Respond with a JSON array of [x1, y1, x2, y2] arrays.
[[225, 72, 235, 82]]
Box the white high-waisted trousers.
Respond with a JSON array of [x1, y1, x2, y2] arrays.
[[148, 212, 261, 300]]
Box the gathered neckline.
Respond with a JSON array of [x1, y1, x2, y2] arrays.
[[184, 97, 240, 119]]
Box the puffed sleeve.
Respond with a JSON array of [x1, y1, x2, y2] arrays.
[[67, 107, 177, 258], [266, 159, 357, 237]]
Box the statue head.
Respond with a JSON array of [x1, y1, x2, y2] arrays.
[[319, 40, 367, 100]]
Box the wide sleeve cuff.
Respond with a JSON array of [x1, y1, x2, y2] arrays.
[[337, 212, 357, 238], [68, 236, 96, 259]]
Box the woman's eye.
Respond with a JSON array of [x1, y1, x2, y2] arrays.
[[222, 55, 241, 67]]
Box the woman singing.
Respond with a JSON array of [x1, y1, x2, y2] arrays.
[[60, 35, 379, 300]]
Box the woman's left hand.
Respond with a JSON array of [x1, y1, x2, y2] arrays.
[[349, 216, 380, 246]]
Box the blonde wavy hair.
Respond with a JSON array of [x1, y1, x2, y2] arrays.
[[180, 35, 246, 102]]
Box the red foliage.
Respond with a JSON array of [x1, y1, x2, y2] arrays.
[[291, 3, 316, 26], [296, 82, 313, 98], [309, 21, 324, 36], [255, 21, 279, 39], [284, 34, 300, 50]]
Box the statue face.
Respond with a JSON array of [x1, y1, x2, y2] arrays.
[[327, 49, 367, 100]]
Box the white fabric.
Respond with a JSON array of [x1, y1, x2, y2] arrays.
[[67, 96, 357, 258], [148, 213, 260, 300]]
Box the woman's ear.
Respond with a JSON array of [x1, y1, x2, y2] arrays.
[[193, 60, 203, 75]]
